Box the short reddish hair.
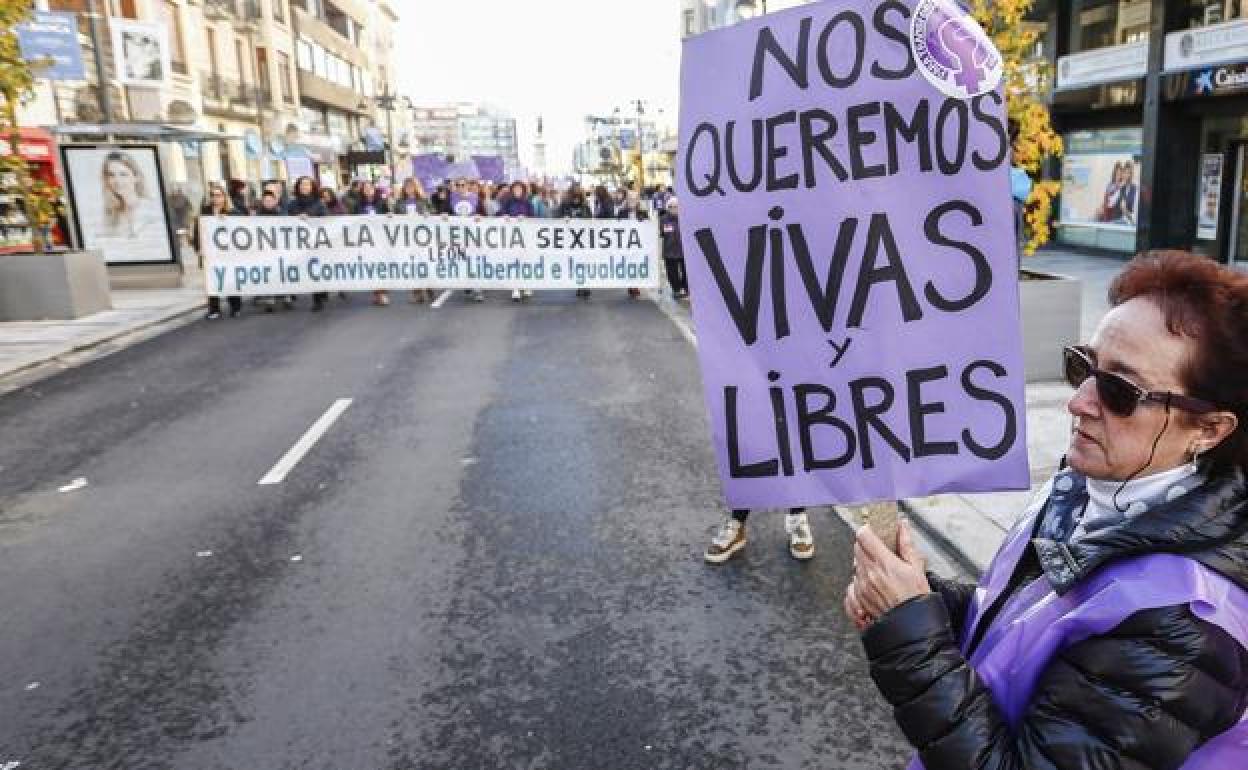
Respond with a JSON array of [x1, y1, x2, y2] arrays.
[[1109, 250, 1248, 477]]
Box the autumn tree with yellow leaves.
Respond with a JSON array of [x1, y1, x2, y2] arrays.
[[0, 0, 59, 253], [971, 0, 1063, 256]]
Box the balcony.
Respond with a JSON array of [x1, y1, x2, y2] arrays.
[[200, 71, 274, 118], [203, 0, 263, 23]]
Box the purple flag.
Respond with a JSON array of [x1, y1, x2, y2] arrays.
[[676, 0, 1027, 508], [412, 153, 448, 192], [472, 155, 506, 184]]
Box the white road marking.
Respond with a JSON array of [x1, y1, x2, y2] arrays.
[[431, 290, 453, 309], [58, 478, 88, 493], [258, 399, 353, 485]]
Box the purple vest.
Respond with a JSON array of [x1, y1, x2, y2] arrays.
[[907, 507, 1248, 769]]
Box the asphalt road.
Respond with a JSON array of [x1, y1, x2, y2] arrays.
[[0, 291, 917, 769]]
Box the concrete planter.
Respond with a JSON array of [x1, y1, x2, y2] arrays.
[[107, 263, 183, 290], [0, 249, 113, 321], [1019, 268, 1082, 382]]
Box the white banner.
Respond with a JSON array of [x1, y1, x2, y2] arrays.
[[200, 215, 660, 295]]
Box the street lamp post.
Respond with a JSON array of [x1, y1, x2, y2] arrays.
[[371, 88, 409, 186], [85, 0, 114, 123]]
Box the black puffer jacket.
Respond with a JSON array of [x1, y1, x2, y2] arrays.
[[865, 470, 1248, 769]]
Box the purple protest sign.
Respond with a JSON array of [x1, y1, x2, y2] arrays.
[[412, 153, 448, 192], [444, 158, 481, 181], [472, 155, 506, 184], [676, 0, 1028, 508]]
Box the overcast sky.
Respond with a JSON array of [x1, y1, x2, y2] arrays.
[[396, 0, 806, 176]]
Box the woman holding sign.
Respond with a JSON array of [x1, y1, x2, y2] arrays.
[[846, 251, 1248, 769], [349, 180, 392, 307], [195, 183, 242, 320], [286, 176, 329, 312]]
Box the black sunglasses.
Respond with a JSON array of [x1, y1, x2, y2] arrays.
[[1063, 346, 1217, 418]]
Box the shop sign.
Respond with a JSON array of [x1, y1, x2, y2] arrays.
[[1165, 19, 1248, 72], [16, 11, 86, 81], [1057, 41, 1148, 90], [1184, 62, 1248, 96], [0, 137, 53, 161]]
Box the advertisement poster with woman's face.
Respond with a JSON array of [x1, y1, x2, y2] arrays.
[[64, 146, 175, 264], [1060, 154, 1142, 229]]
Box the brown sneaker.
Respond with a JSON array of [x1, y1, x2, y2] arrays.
[[704, 519, 746, 564]]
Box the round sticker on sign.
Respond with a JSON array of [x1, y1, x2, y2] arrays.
[[910, 0, 1003, 100]]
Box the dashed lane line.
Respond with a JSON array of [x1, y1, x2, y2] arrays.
[[258, 399, 353, 485]]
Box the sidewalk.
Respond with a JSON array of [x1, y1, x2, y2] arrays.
[[906, 247, 1126, 573], [0, 288, 205, 387]]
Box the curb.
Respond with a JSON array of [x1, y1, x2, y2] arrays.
[[0, 298, 205, 386], [900, 500, 985, 578]]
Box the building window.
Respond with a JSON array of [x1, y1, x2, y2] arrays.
[[206, 27, 219, 74], [277, 51, 294, 102], [314, 46, 328, 79], [256, 47, 270, 98], [302, 105, 328, 134], [273, 0, 286, 23], [327, 109, 350, 138], [162, 1, 187, 75], [1182, 0, 1247, 28], [1070, 0, 1152, 53], [683, 9, 696, 36], [296, 38, 313, 71], [235, 38, 249, 83]]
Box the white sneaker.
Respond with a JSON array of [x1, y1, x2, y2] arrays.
[[785, 512, 815, 561], [704, 519, 746, 564]]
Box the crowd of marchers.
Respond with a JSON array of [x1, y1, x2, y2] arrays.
[[191, 175, 689, 319]]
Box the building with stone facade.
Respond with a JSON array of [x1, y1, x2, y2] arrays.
[[18, 0, 406, 205]]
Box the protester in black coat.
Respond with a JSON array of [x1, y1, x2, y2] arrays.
[[559, 186, 594, 299], [349, 180, 392, 305], [847, 252, 1248, 769], [659, 198, 687, 299], [286, 176, 329, 311], [250, 188, 296, 312], [194, 183, 241, 319], [862, 473, 1248, 769]]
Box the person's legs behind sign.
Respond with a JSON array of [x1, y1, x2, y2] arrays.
[[206, 295, 242, 320], [704, 507, 813, 564], [664, 257, 687, 298]]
